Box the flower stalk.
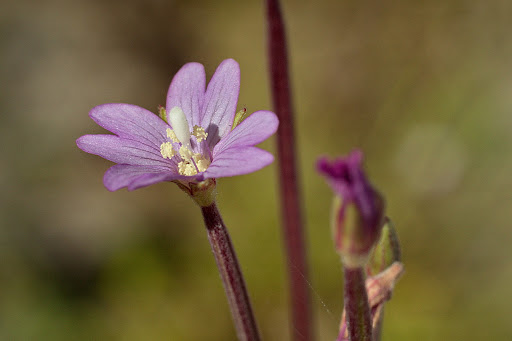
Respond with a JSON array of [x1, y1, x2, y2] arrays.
[[265, 0, 312, 339], [338, 262, 404, 341], [342, 267, 372, 341], [201, 202, 261, 341]]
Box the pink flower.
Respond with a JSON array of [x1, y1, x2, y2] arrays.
[[77, 59, 279, 191]]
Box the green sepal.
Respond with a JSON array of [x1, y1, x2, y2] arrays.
[[365, 217, 401, 277], [174, 178, 217, 207], [158, 105, 167, 123], [232, 108, 247, 130]]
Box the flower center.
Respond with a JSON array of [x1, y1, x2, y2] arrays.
[[160, 106, 210, 176]]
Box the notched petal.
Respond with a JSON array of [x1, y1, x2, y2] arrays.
[[166, 62, 206, 128], [77, 134, 170, 167], [103, 165, 172, 191], [89, 103, 169, 146], [213, 110, 279, 156], [204, 146, 274, 178], [201, 59, 241, 149]]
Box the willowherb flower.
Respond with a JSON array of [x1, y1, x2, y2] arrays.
[[317, 150, 385, 267], [77, 59, 278, 204]]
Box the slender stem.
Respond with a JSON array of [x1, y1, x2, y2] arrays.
[[201, 203, 261, 341], [343, 267, 372, 341], [372, 308, 384, 341], [336, 316, 349, 341], [265, 1, 312, 340]]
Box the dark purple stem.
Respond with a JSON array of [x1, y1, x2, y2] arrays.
[[343, 267, 372, 341], [265, 0, 312, 340], [201, 203, 260, 341]]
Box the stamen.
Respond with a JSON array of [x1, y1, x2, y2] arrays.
[[161, 108, 212, 176], [178, 161, 197, 176], [192, 125, 208, 142], [189, 156, 200, 173], [166, 128, 179, 143], [160, 142, 175, 159], [179, 145, 193, 161], [175, 151, 211, 176], [168, 106, 191, 148], [193, 154, 210, 172]]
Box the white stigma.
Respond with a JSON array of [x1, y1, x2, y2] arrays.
[[168, 106, 191, 148]]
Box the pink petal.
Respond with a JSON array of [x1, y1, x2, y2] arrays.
[[213, 110, 278, 156], [103, 165, 177, 191], [127, 173, 177, 191], [204, 146, 274, 179], [77, 135, 171, 167], [89, 104, 168, 147], [166, 62, 206, 128], [200, 59, 240, 149]]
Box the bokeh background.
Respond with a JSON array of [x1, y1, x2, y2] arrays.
[[2, 0, 511, 339]]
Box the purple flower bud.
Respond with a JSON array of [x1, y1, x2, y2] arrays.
[[317, 150, 385, 267]]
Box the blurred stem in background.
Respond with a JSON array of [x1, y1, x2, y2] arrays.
[[265, 0, 313, 340], [201, 202, 261, 341]]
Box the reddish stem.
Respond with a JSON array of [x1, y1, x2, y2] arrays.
[[201, 203, 261, 341], [265, 0, 312, 340], [343, 267, 372, 341]]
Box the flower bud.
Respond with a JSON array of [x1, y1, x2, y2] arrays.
[[365, 217, 401, 277], [317, 150, 385, 267]]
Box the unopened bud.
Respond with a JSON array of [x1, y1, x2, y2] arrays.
[[318, 150, 385, 267], [366, 217, 401, 277]]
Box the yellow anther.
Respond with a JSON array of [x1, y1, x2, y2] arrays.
[[196, 158, 210, 173], [193, 153, 211, 173], [178, 161, 186, 174], [192, 125, 208, 142], [178, 161, 197, 176], [166, 128, 179, 143], [163, 124, 211, 175], [160, 142, 175, 159], [179, 145, 193, 161]]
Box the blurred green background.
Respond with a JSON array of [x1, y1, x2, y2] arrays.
[[2, 0, 511, 339]]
